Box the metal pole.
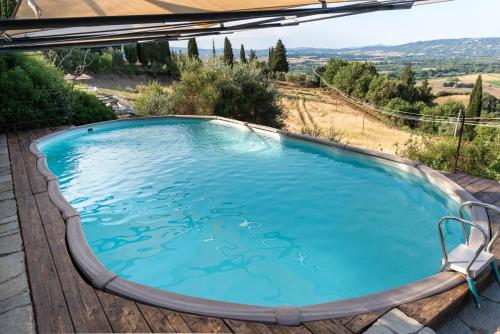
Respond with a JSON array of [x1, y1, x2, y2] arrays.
[[453, 110, 465, 174]]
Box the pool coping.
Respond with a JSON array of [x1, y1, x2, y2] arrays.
[[29, 115, 492, 326]]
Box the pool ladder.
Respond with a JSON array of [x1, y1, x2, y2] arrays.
[[438, 201, 500, 308]]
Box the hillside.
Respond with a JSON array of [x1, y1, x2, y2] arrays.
[[172, 37, 500, 60]]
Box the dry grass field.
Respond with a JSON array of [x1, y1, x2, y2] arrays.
[[279, 82, 413, 154], [425, 72, 500, 99]]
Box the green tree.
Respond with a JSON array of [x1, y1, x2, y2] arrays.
[[0, 0, 16, 18], [467, 75, 483, 118], [417, 79, 434, 105], [156, 41, 171, 65], [137, 43, 151, 67], [268, 47, 275, 70], [272, 39, 289, 73], [399, 64, 417, 102], [123, 44, 138, 65], [249, 49, 257, 62], [240, 44, 247, 63], [322, 58, 347, 84], [187, 38, 199, 60], [400, 64, 416, 87], [223, 37, 234, 67]]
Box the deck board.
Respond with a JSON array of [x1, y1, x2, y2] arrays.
[[7, 128, 500, 333]]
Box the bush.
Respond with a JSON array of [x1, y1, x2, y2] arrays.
[[0, 53, 116, 129], [167, 58, 284, 128], [397, 128, 499, 181], [70, 90, 116, 125], [419, 100, 465, 135], [135, 81, 170, 116]]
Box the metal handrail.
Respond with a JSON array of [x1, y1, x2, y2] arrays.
[[438, 216, 488, 278], [459, 201, 500, 249]]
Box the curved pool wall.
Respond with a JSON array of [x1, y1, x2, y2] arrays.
[[30, 116, 490, 325]]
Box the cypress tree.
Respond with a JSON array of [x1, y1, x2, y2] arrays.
[[240, 44, 247, 63], [249, 49, 257, 62], [212, 39, 216, 57], [123, 44, 138, 64], [223, 37, 234, 67], [467, 75, 483, 118], [137, 43, 151, 67], [159, 41, 172, 64], [268, 47, 275, 70], [1, 0, 16, 18], [187, 38, 199, 60], [272, 39, 289, 73]]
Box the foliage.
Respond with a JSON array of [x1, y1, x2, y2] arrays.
[[283, 71, 318, 87], [70, 89, 116, 125], [482, 93, 500, 114], [123, 44, 138, 64], [0, 53, 115, 128], [467, 75, 483, 118], [271, 39, 289, 73], [419, 100, 465, 135], [300, 126, 346, 144], [187, 38, 200, 61], [397, 128, 500, 181], [0, 0, 16, 18], [248, 49, 257, 62], [240, 45, 247, 63], [135, 81, 170, 116], [166, 58, 284, 127], [223, 37, 234, 67]]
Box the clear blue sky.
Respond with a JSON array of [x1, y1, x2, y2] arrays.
[[170, 0, 500, 50]]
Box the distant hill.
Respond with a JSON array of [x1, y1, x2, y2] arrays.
[[172, 37, 500, 61]]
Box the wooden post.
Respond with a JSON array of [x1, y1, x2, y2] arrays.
[[453, 110, 462, 138], [362, 109, 365, 134], [453, 110, 465, 174]]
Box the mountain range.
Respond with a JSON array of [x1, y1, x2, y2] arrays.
[[171, 37, 500, 61]]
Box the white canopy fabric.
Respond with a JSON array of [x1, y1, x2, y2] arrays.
[[0, 0, 419, 51], [13, 0, 351, 18]]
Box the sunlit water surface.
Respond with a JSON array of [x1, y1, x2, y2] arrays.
[[40, 119, 463, 306]]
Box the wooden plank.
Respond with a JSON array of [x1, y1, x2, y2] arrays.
[[58, 268, 114, 333], [445, 173, 465, 181], [224, 319, 274, 334], [34, 192, 66, 240], [96, 290, 152, 333], [463, 178, 497, 195], [159, 309, 192, 333], [6, 132, 31, 198], [266, 324, 313, 334], [303, 320, 353, 334], [341, 310, 388, 333], [16, 195, 75, 334], [16, 131, 46, 194], [181, 313, 233, 333], [137, 304, 177, 333]]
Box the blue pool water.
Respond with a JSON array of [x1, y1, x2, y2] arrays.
[[39, 119, 464, 307]]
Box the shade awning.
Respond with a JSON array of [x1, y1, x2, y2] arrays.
[[0, 0, 421, 52], [14, 0, 350, 18]]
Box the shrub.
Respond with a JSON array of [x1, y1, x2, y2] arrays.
[[419, 100, 465, 135], [70, 90, 116, 125], [0, 53, 116, 129], [135, 81, 170, 116], [397, 129, 499, 181], [167, 58, 284, 128]]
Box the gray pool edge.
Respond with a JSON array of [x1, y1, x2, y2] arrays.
[[31, 115, 492, 326]]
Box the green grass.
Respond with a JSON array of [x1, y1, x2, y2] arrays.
[[488, 80, 500, 87]]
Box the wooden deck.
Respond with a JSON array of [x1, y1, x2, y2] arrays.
[[6, 127, 500, 334]]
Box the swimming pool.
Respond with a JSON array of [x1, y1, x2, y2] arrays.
[[34, 117, 484, 324]]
